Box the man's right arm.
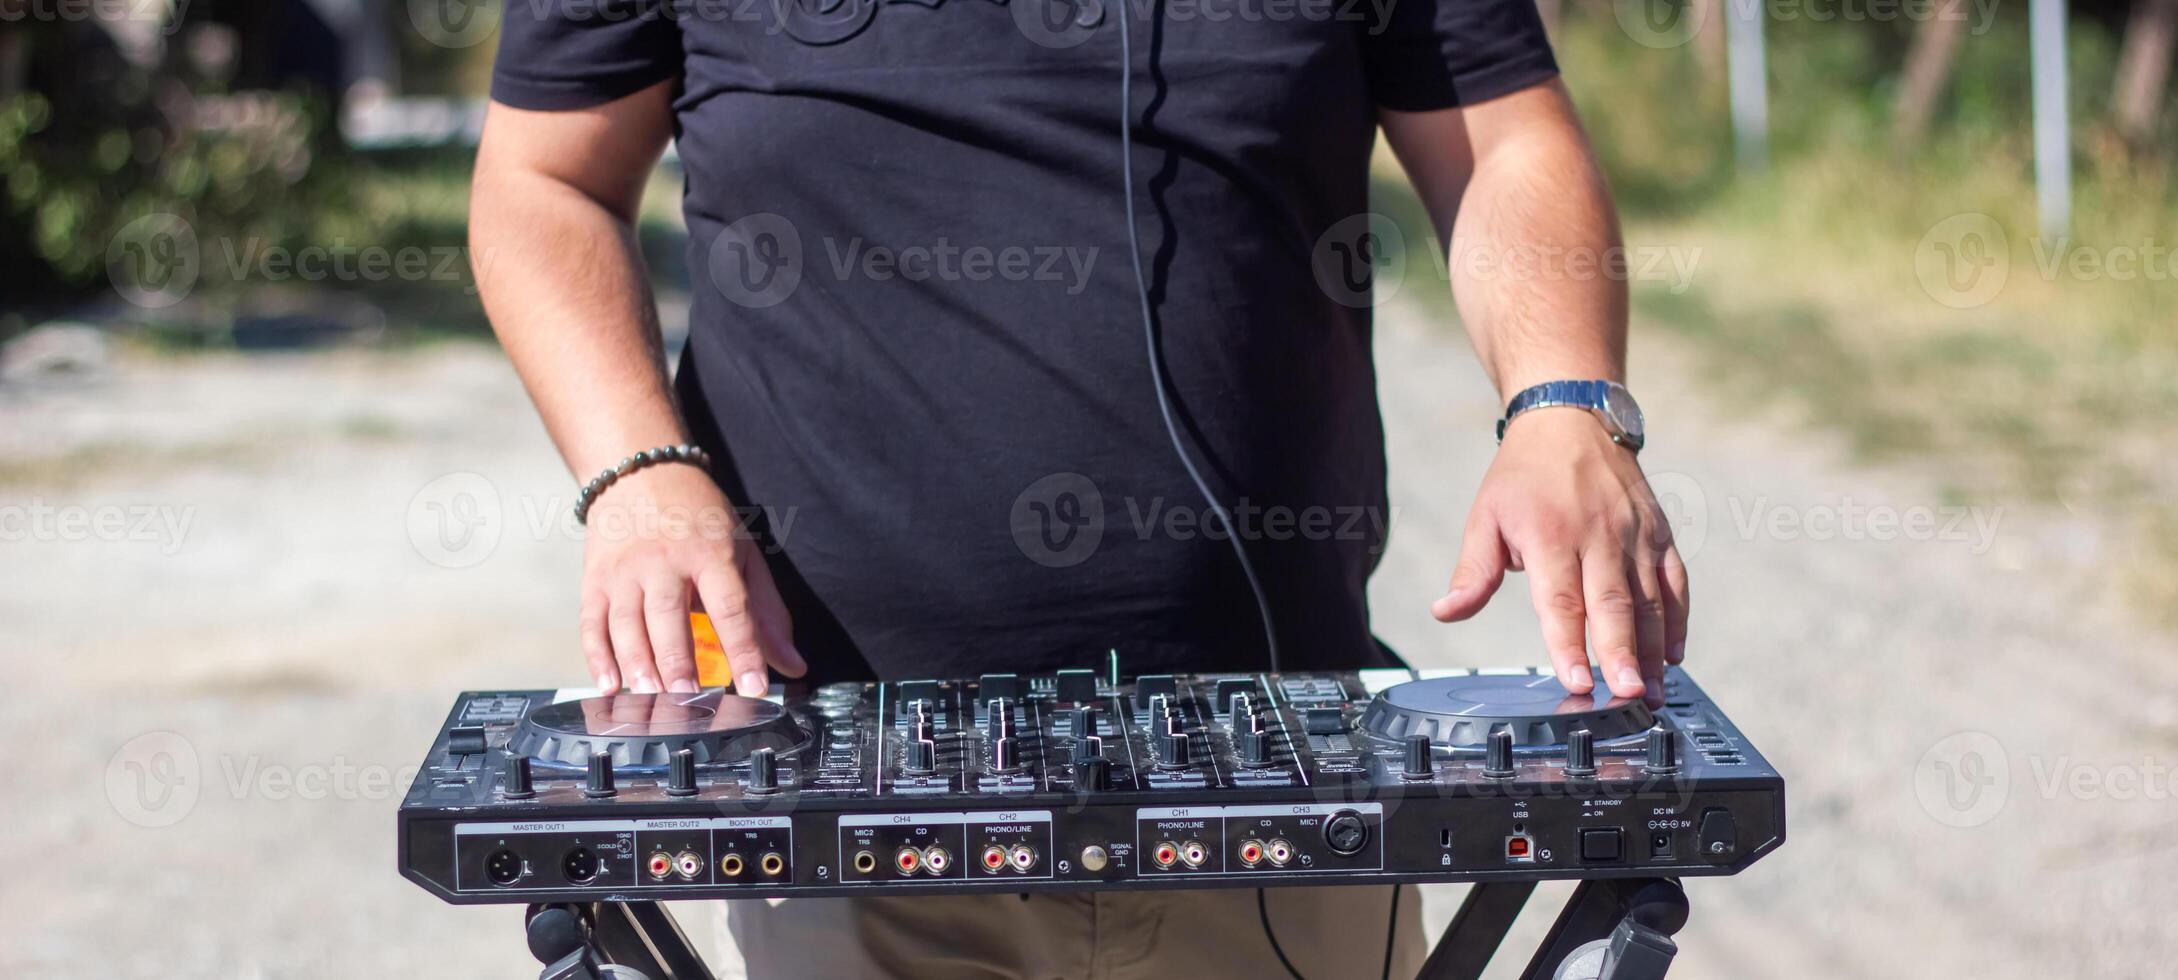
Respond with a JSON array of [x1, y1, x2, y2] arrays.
[[469, 82, 805, 696]]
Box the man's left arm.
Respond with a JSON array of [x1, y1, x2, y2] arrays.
[[1381, 81, 1687, 704]]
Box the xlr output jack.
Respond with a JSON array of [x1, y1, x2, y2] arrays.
[[485, 848, 523, 886]]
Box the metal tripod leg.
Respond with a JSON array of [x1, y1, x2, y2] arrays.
[[526, 901, 713, 980], [1415, 878, 1687, 980]]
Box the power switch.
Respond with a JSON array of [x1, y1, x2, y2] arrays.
[[1579, 828, 1624, 863], [1698, 809, 1738, 863]]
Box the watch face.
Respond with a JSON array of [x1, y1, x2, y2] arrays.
[[1604, 384, 1644, 440]]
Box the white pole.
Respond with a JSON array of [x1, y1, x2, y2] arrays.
[[1726, 0, 1770, 171], [2031, 0, 2071, 236]]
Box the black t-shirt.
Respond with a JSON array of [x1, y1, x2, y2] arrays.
[[491, 0, 1557, 684]]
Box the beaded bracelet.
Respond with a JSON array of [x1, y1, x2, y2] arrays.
[[572, 443, 713, 525]]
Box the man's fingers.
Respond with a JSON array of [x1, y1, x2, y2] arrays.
[[741, 555, 807, 678], [1661, 545, 1690, 665], [1432, 509, 1508, 623], [606, 579, 661, 693], [1630, 553, 1667, 703], [579, 590, 619, 693], [1523, 549, 1594, 694], [1580, 545, 1645, 700], [694, 565, 771, 697], [642, 572, 701, 694]]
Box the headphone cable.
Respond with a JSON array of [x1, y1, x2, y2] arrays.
[[1113, 0, 1282, 674]]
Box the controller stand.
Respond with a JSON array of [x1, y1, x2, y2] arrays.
[[524, 878, 1686, 980], [1418, 877, 1688, 980]]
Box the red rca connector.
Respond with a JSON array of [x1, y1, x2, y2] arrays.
[[896, 847, 922, 875], [1152, 841, 1180, 869]]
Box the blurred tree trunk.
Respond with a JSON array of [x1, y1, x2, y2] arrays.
[[2113, 0, 2178, 145], [1893, 12, 1968, 145]]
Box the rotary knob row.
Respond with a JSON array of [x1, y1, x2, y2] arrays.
[[532, 745, 781, 800]]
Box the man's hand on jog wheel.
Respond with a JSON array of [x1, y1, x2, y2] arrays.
[[1430, 408, 1688, 707], [579, 463, 806, 697]]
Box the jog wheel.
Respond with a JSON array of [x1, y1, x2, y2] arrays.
[[1357, 671, 1655, 747], [510, 690, 809, 767]]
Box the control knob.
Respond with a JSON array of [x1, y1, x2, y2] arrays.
[[1074, 756, 1113, 792], [1403, 733, 1434, 778], [1238, 728, 1272, 767], [1564, 728, 1598, 778], [747, 746, 779, 794], [501, 755, 535, 800], [666, 747, 699, 797], [905, 737, 938, 774], [584, 751, 616, 798], [1644, 725, 1680, 775], [1483, 729, 1516, 779], [1156, 728, 1192, 767]]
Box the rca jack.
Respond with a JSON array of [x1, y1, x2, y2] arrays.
[[1179, 840, 1208, 868], [981, 845, 1009, 873], [895, 847, 922, 875], [1008, 844, 1037, 873], [924, 846, 953, 875], [675, 851, 704, 879], [1152, 841, 1180, 869], [1238, 839, 1266, 867], [719, 853, 746, 877], [647, 852, 674, 880], [1267, 839, 1294, 866]]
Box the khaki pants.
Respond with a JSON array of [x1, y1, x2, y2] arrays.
[[711, 885, 1425, 980]]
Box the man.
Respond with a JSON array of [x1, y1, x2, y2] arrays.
[[470, 0, 1687, 974]]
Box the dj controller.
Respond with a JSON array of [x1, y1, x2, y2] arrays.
[[400, 667, 1780, 927]]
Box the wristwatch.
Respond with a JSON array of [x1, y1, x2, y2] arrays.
[[1495, 379, 1645, 452]]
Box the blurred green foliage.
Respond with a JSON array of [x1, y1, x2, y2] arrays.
[[1, 24, 342, 305]]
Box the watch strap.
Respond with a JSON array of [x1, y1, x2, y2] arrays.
[[1496, 380, 1610, 442]]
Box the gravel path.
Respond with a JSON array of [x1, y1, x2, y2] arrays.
[[4, 298, 2173, 978]]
